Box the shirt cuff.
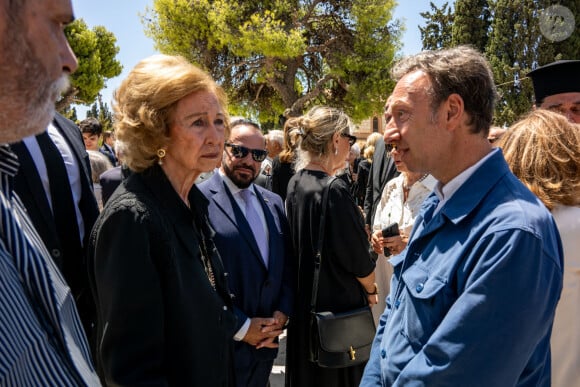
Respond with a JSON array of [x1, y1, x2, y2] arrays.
[[233, 318, 250, 341]]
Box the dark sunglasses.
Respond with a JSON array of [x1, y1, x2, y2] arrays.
[[225, 142, 268, 162], [341, 133, 357, 146]]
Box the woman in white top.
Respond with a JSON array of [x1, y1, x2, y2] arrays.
[[370, 147, 437, 323], [499, 110, 580, 387]]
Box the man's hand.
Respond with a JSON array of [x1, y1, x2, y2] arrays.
[[243, 317, 283, 348]]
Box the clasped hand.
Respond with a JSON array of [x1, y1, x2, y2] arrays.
[[243, 311, 288, 349]]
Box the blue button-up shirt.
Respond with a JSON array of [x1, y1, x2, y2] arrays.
[[361, 150, 563, 386]]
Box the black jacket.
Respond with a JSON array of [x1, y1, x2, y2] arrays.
[[88, 164, 237, 386], [11, 113, 99, 334]]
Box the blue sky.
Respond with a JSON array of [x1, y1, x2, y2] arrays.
[[71, 0, 446, 116]]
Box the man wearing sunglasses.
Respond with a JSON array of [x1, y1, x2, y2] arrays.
[[199, 119, 294, 387]]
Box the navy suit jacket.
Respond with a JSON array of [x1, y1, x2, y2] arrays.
[[10, 113, 100, 335], [198, 172, 295, 361], [99, 144, 117, 166]]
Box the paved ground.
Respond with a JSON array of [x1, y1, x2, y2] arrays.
[[269, 332, 286, 387]]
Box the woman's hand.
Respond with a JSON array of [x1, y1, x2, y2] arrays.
[[367, 293, 379, 305], [370, 229, 384, 255], [383, 235, 406, 255]]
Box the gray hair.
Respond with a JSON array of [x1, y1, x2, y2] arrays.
[[266, 129, 284, 147], [391, 45, 498, 135]]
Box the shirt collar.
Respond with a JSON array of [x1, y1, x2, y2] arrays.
[[434, 148, 498, 203]]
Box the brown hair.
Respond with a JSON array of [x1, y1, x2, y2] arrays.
[[391, 45, 497, 135], [499, 109, 580, 210]]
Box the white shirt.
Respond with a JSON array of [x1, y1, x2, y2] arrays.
[[373, 174, 438, 237], [551, 205, 580, 387], [22, 123, 85, 243]]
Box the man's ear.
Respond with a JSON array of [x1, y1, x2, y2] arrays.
[[445, 93, 465, 129]]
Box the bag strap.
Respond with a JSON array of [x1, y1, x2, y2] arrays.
[[310, 176, 337, 314]]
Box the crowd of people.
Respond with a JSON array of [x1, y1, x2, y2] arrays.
[[1, 1, 578, 386]]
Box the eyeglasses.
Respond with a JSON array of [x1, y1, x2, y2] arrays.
[[225, 142, 268, 162], [341, 133, 357, 146]]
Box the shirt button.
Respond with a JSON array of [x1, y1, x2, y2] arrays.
[[51, 249, 61, 258], [381, 349, 386, 358], [223, 306, 228, 311], [416, 283, 424, 293], [394, 300, 401, 308]]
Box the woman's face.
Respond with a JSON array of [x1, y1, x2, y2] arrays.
[[164, 90, 227, 180], [331, 131, 352, 172], [392, 149, 409, 174]]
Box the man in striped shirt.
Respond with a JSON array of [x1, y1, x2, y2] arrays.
[[0, 0, 100, 385]]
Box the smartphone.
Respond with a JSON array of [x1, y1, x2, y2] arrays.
[[381, 223, 400, 256]]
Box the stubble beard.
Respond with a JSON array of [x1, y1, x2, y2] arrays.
[[0, 17, 69, 144], [223, 161, 257, 189]]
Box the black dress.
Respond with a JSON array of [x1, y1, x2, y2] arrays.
[[285, 169, 375, 387], [270, 155, 295, 202]]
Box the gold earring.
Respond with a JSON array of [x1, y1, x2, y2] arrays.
[[157, 148, 166, 165]]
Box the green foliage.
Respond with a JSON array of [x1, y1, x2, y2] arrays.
[[60, 19, 122, 111], [86, 95, 114, 132], [419, 2, 454, 50], [144, 0, 401, 124], [451, 0, 491, 51], [419, 0, 580, 126]]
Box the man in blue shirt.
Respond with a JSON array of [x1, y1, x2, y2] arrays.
[[361, 46, 563, 386]]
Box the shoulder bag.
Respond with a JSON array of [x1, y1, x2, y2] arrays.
[[308, 176, 376, 368]]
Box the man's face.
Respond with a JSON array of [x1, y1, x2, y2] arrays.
[[539, 92, 580, 124], [82, 133, 100, 151], [222, 124, 266, 189], [0, 0, 78, 143], [105, 134, 115, 147], [383, 70, 450, 179]]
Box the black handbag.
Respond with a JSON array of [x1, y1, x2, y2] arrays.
[[308, 177, 376, 368]]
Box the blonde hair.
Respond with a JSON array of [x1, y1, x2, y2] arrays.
[[113, 54, 229, 172], [363, 132, 382, 161], [285, 106, 354, 171], [499, 109, 580, 210]]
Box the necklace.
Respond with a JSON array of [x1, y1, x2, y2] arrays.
[[192, 210, 217, 290], [403, 173, 428, 191], [199, 237, 216, 290], [308, 161, 332, 175]]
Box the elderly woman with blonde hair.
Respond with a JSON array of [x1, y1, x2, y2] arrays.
[[499, 109, 580, 387], [88, 54, 237, 386]]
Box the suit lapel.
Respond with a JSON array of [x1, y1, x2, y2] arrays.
[[207, 176, 265, 266], [9, 141, 54, 233]]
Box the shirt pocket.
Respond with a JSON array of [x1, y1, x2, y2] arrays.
[[399, 264, 449, 350]]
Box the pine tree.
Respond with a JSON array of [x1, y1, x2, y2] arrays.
[[451, 0, 491, 52], [418, 0, 580, 126], [143, 0, 401, 124], [419, 2, 454, 50]]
